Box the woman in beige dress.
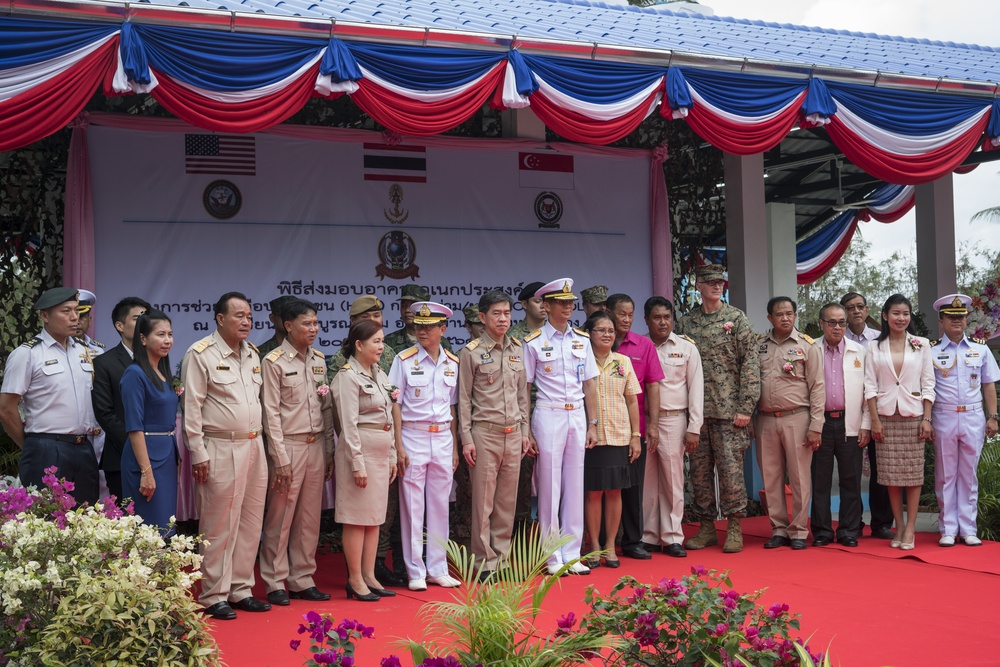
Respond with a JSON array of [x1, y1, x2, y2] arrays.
[[332, 319, 398, 601], [864, 294, 935, 551]]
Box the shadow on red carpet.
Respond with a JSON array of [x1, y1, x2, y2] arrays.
[[210, 517, 1000, 667]]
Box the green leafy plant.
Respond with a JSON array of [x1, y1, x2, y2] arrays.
[[581, 567, 826, 667], [975, 434, 1000, 541], [401, 529, 614, 667]]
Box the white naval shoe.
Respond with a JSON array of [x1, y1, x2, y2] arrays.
[[960, 535, 983, 546], [567, 562, 591, 575], [408, 578, 427, 591], [546, 563, 564, 576], [428, 574, 461, 588], [938, 535, 956, 547]]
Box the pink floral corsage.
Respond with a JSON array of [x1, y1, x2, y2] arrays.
[[723, 322, 734, 334], [316, 382, 330, 397], [172, 379, 184, 396], [389, 386, 401, 403], [908, 337, 922, 351], [782, 361, 795, 374]]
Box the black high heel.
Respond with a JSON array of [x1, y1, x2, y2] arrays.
[[367, 586, 396, 597], [345, 583, 380, 602]]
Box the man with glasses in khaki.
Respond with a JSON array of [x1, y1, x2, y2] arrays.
[[810, 303, 870, 548]]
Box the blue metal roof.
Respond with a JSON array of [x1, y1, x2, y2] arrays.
[[135, 0, 1000, 83]]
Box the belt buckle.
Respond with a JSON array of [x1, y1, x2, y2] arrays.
[[429, 425, 440, 433], [383, 424, 391, 431], [503, 426, 515, 434], [957, 406, 967, 412], [74, 435, 86, 444], [564, 403, 574, 410], [773, 411, 783, 418], [248, 430, 258, 439], [306, 435, 317, 443]]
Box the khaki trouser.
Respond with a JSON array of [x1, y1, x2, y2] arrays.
[[469, 425, 522, 571], [758, 411, 813, 540], [643, 412, 687, 546]]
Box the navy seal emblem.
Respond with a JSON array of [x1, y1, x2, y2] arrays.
[[534, 191, 563, 228]]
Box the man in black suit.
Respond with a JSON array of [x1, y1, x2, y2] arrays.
[[91, 296, 151, 502]]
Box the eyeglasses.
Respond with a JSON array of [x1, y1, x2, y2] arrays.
[[591, 328, 616, 335], [821, 319, 847, 328]]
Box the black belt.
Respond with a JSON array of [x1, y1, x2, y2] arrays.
[[26, 432, 90, 445], [824, 411, 845, 420]]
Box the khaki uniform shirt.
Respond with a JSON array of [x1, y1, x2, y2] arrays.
[[262, 339, 336, 467], [181, 330, 263, 465], [332, 356, 395, 473], [458, 332, 530, 446], [757, 328, 826, 432], [653, 331, 705, 434], [327, 346, 395, 383]]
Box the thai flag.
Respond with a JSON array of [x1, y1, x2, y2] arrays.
[[363, 144, 427, 183], [518, 152, 574, 190]]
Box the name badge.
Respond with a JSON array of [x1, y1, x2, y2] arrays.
[[45, 359, 59, 366], [217, 365, 230, 371], [759, 344, 768, 353], [285, 371, 298, 376], [541, 346, 553, 352], [410, 370, 425, 376]]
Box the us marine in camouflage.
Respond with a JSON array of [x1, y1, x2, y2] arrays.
[[675, 264, 761, 553], [384, 284, 453, 355]]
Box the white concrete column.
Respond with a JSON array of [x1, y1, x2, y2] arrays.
[[915, 174, 956, 336], [500, 108, 546, 140], [766, 202, 798, 303], [724, 152, 769, 330]]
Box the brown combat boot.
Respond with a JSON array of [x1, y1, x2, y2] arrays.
[[722, 517, 743, 553], [684, 520, 719, 550]]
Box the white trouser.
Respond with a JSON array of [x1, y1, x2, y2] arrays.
[[532, 406, 586, 566], [933, 408, 986, 537], [398, 428, 454, 580], [643, 412, 687, 546]]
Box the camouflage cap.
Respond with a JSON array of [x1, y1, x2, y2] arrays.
[[463, 304, 481, 324], [580, 285, 608, 305], [400, 284, 430, 302], [268, 295, 297, 318], [695, 264, 728, 283], [34, 287, 79, 311], [349, 295, 384, 317]]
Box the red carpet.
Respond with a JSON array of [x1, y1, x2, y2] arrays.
[[211, 518, 1000, 667]]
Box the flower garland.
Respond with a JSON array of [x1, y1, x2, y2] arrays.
[[968, 275, 1000, 340]]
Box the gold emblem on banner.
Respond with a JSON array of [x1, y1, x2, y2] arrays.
[[384, 184, 409, 224]]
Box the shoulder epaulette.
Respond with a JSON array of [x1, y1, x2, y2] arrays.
[[573, 327, 590, 338], [445, 349, 459, 363], [192, 337, 214, 353], [246, 341, 259, 354], [73, 336, 87, 346], [342, 361, 352, 369], [465, 338, 481, 351], [973, 337, 987, 345], [398, 346, 419, 360], [510, 337, 522, 347], [264, 348, 283, 363], [20, 336, 42, 349], [312, 349, 325, 359], [801, 333, 815, 345], [524, 329, 542, 342], [681, 334, 695, 344], [929, 339, 941, 347], [91, 339, 106, 349]]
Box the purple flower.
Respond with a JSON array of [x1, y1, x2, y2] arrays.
[[713, 622, 730, 636], [690, 565, 708, 576], [313, 650, 340, 665], [420, 658, 465, 667], [633, 612, 659, 647], [557, 612, 577, 630], [341, 657, 354, 667], [381, 657, 402, 667], [289, 639, 301, 651], [745, 627, 759, 640], [718, 589, 740, 611], [767, 602, 790, 619]]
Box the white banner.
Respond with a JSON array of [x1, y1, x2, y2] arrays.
[[89, 126, 652, 356]]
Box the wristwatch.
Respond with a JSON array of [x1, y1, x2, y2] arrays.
[[588, 419, 598, 426], [631, 432, 642, 438], [990, 414, 999, 421]]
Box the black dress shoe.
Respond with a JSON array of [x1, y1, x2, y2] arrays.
[[203, 601, 237, 620], [639, 542, 662, 554], [583, 557, 601, 569], [367, 586, 396, 598], [603, 558, 621, 569], [764, 535, 791, 549], [289, 587, 331, 602], [345, 583, 380, 602], [790, 539, 807, 550], [812, 537, 832, 547], [374, 558, 407, 587], [871, 527, 896, 540], [664, 543, 687, 558], [267, 590, 291, 606], [839, 536, 859, 547], [229, 597, 271, 612], [622, 546, 652, 560]]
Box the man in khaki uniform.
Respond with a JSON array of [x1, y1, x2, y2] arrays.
[[756, 296, 825, 550], [260, 299, 336, 606], [182, 291, 269, 620], [459, 289, 530, 581], [642, 296, 704, 558]]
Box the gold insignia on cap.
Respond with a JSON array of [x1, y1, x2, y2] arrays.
[[562, 281, 571, 293], [951, 297, 963, 309], [419, 305, 431, 318]]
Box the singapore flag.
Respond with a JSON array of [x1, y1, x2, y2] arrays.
[[518, 151, 574, 190]]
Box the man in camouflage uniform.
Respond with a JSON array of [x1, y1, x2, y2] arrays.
[[580, 285, 609, 319], [463, 304, 485, 342], [675, 264, 760, 553], [384, 285, 453, 355], [326, 295, 404, 586], [257, 295, 297, 359], [507, 281, 545, 530]]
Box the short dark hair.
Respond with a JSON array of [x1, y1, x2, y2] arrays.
[[606, 293, 633, 313], [818, 302, 845, 321], [111, 297, 151, 326], [479, 290, 513, 314], [281, 299, 317, 327], [840, 292, 866, 307], [131, 309, 173, 391], [643, 296, 673, 319], [583, 310, 614, 334], [214, 292, 250, 317], [341, 319, 382, 360], [767, 296, 797, 315]]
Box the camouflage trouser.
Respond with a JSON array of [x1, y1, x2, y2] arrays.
[[450, 456, 473, 550], [690, 418, 749, 520], [377, 478, 402, 560]]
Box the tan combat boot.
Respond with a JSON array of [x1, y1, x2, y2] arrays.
[[684, 520, 719, 550], [722, 517, 743, 553]]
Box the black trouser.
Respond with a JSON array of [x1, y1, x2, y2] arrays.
[[810, 418, 862, 540], [619, 440, 646, 551], [20, 434, 100, 505], [866, 440, 894, 532], [105, 470, 123, 503]]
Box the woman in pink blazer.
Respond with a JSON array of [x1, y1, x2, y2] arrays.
[[864, 294, 935, 550]]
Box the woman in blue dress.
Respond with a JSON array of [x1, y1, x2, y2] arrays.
[[120, 309, 179, 535]]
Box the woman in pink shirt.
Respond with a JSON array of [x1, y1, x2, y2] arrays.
[[863, 294, 935, 550]]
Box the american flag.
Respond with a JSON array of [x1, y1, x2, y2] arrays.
[[185, 134, 256, 176]]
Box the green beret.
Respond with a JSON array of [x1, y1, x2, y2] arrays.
[[34, 287, 80, 311]]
